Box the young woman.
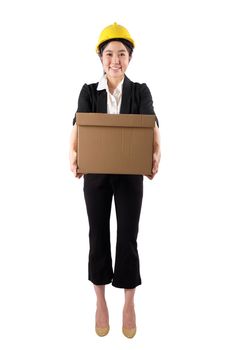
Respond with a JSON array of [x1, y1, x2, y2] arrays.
[[69, 22, 161, 338]]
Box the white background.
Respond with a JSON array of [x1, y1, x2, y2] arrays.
[[0, 0, 233, 349]]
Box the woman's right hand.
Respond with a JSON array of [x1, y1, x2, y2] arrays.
[[69, 150, 83, 179]]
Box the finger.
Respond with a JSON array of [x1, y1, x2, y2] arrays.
[[152, 166, 158, 174]]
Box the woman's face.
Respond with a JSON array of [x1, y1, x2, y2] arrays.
[[101, 41, 130, 79]]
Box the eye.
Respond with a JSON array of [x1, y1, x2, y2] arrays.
[[120, 53, 125, 56], [106, 53, 112, 56]]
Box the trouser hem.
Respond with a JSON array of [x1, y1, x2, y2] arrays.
[[89, 278, 113, 286], [111, 279, 142, 289]]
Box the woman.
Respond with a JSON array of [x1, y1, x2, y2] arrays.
[[69, 22, 161, 338]]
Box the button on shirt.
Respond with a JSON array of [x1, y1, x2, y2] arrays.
[[97, 74, 124, 114]]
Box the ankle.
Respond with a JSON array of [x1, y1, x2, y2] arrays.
[[123, 302, 135, 311], [96, 299, 108, 308]]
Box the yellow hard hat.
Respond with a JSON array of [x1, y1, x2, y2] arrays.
[[96, 22, 135, 53]]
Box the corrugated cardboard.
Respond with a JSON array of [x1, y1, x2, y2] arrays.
[[76, 113, 155, 175]]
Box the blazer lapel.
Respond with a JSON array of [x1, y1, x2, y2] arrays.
[[120, 75, 132, 114], [96, 90, 107, 113]]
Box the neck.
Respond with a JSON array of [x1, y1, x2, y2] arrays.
[[106, 75, 124, 92]]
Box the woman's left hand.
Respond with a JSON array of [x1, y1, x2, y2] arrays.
[[146, 152, 161, 180]]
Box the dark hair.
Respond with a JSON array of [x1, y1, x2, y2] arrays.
[[98, 38, 134, 57]]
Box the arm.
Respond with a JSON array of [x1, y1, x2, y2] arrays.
[[139, 84, 161, 179], [69, 123, 83, 178], [147, 124, 161, 180], [70, 84, 92, 178], [72, 84, 92, 125], [139, 83, 159, 127]]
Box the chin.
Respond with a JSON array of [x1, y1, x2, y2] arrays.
[[109, 71, 124, 78]]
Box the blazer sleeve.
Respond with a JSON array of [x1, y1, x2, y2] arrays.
[[139, 83, 159, 127], [72, 84, 92, 125]]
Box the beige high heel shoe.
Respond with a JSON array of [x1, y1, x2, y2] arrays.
[[95, 325, 110, 337], [122, 327, 136, 338], [122, 304, 136, 338]]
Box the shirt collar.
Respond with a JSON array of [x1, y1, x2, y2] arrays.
[[97, 74, 124, 95]]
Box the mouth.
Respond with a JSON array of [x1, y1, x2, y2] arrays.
[[110, 66, 121, 72]]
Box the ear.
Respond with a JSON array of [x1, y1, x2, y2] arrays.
[[98, 54, 103, 64]]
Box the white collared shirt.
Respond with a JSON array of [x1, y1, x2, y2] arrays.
[[97, 74, 124, 114]]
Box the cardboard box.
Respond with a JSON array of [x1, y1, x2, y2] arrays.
[[76, 113, 155, 175]]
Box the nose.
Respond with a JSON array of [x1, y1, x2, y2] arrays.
[[112, 54, 120, 64]]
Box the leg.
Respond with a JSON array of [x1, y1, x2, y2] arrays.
[[83, 174, 113, 285], [94, 284, 110, 336], [112, 175, 143, 288], [123, 288, 136, 327], [122, 288, 136, 338]]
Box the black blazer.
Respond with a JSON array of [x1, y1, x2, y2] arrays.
[[73, 75, 159, 126]]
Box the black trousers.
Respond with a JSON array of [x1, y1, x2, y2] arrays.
[[83, 174, 143, 289]]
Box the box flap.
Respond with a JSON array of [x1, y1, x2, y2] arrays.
[[76, 113, 155, 128]]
